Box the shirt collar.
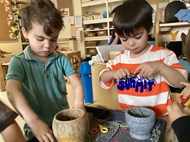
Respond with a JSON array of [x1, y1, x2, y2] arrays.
[[23, 45, 59, 62]]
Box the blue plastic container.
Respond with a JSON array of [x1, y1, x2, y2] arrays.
[[79, 61, 93, 103]]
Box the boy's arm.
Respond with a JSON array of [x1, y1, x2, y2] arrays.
[[135, 61, 187, 88], [6, 80, 39, 123], [68, 73, 84, 109], [100, 70, 114, 82], [159, 62, 187, 88], [100, 68, 131, 82], [6, 80, 56, 142]]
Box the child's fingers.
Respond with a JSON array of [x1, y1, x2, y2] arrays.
[[181, 87, 190, 99], [123, 68, 131, 78], [173, 102, 189, 114], [180, 95, 189, 104], [134, 67, 141, 75], [119, 69, 127, 78], [180, 82, 190, 87]]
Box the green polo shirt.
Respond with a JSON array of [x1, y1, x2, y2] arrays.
[[6, 46, 75, 126]]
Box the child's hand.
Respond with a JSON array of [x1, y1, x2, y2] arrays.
[[28, 118, 57, 142], [167, 102, 189, 124], [112, 68, 131, 80], [134, 61, 161, 78], [180, 82, 190, 99]]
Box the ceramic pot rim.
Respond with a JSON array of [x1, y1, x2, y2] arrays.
[[54, 108, 85, 123], [125, 107, 155, 119]]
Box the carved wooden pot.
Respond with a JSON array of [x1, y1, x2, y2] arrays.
[[52, 109, 89, 142]]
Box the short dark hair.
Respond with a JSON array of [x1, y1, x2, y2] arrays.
[[21, 0, 63, 36], [111, 0, 153, 37]]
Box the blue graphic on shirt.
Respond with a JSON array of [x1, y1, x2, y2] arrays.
[[117, 75, 157, 93]]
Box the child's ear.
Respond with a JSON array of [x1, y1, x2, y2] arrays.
[[21, 27, 28, 39]]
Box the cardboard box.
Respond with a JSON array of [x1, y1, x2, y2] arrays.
[[91, 62, 119, 109], [85, 41, 99, 46], [97, 31, 107, 36]]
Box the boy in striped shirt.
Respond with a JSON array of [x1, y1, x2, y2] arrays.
[[99, 0, 188, 116]]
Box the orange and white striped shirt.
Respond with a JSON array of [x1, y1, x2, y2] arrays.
[[99, 45, 187, 116]]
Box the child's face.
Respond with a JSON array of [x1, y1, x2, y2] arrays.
[[22, 22, 59, 58], [119, 28, 150, 57]]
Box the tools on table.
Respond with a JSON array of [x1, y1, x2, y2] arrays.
[[91, 124, 108, 135], [86, 106, 166, 142], [99, 124, 108, 133]]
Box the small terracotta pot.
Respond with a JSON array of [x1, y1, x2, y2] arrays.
[[52, 109, 89, 142], [125, 107, 155, 140]]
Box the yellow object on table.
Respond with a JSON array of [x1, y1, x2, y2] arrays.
[[184, 99, 190, 108], [98, 124, 108, 133]]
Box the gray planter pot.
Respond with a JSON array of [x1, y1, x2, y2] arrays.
[[125, 107, 156, 140]]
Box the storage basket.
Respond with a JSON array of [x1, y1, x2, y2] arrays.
[[84, 31, 97, 37], [85, 41, 99, 46], [97, 31, 107, 36]]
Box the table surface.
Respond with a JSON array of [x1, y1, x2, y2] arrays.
[[86, 104, 179, 142]]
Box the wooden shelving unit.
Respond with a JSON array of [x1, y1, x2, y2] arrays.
[[81, 0, 124, 57], [155, 21, 190, 46]]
